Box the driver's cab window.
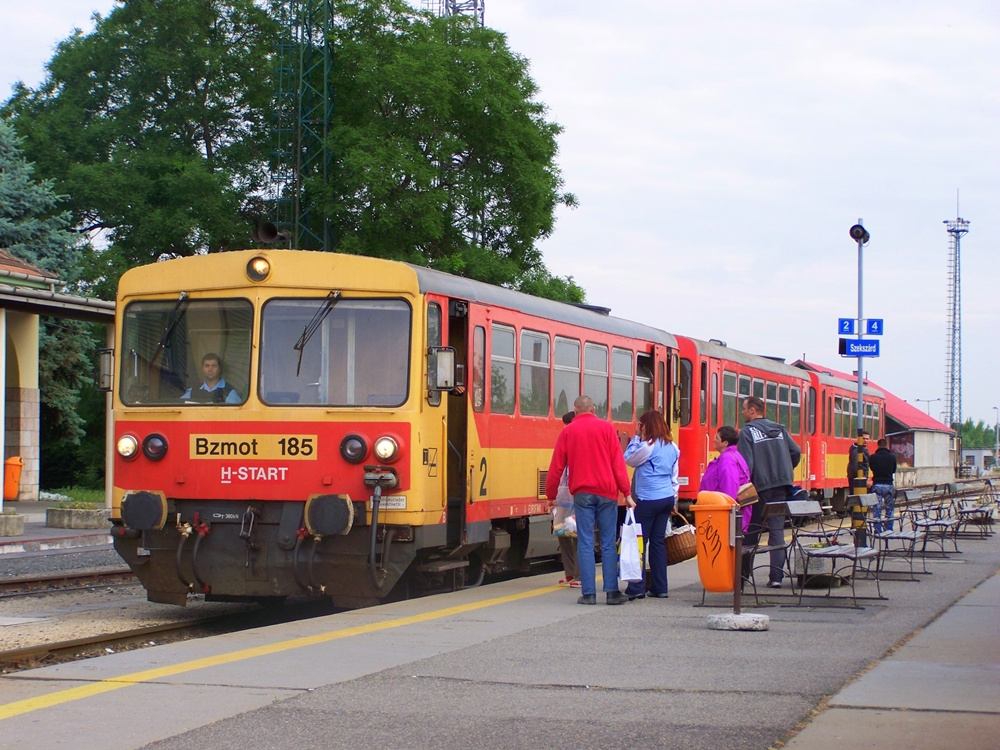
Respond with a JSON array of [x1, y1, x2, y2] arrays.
[[119, 298, 251, 405]]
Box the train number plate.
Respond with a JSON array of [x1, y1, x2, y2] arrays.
[[190, 434, 318, 460]]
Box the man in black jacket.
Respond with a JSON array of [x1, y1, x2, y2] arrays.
[[869, 439, 898, 532], [737, 396, 801, 588]]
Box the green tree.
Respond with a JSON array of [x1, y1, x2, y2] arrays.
[[958, 418, 996, 450], [319, 0, 581, 298], [0, 120, 95, 463], [2, 0, 280, 298]]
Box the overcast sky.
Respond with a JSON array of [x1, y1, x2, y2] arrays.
[[3, 1, 998, 427]]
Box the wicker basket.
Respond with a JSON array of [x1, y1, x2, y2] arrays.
[[666, 514, 697, 565]]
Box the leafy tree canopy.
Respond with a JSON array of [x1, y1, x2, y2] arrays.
[[320, 0, 580, 299], [957, 418, 998, 450], [3, 0, 581, 302], [0, 120, 93, 446], [2, 0, 280, 298]]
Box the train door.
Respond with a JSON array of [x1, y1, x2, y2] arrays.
[[444, 298, 470, 549], [705, 357, 724, 474]]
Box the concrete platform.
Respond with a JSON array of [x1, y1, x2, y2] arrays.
[[0, 528, 997, 749], [0, 500, 111, 555]]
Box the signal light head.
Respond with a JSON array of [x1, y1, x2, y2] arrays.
[[340, 435, 368, 464], [142, 433, 168, 461], [246, 256, 271, 282], [373, 436, 399, 463]]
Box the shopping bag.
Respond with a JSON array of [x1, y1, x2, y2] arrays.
[[618, 508, 644, 582]]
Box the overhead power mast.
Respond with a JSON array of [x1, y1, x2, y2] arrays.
[[271, 1, 335, 251], [422, 0, 485, 25], [943, 213, 969, 429]]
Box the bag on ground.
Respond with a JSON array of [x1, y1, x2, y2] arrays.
[[618, 508, 644, 582]]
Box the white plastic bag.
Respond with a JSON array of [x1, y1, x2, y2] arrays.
[[618, 508, 644, 583]]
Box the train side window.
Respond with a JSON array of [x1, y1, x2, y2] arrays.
[[472, 325, 485, 412], [834, 396, 843, 438], [711, 372, 719, 429], [778, 384, 789, 427], [766, 381, 777, 421], [490, 324, 516, 415], [873, 403, 880, 439], [678, 358, 692, 426], [723, 371, 738, 427], [553, 337, 580, 416], [519, 329, 550, 417], [698, 361, 707, 426], [611, 347, 633, 421], [427, 302, 443, 407], [584, 343, 609, 418], [657, 359, 666, 413], [791, 386, 801, 433], [808, 386, 817, 435], [826, 393, 832, 436], [636, 354, 653, 416], [738, 374, 751, 427], [849, 398, 858, 436]]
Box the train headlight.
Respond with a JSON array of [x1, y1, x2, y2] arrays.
[[117, 435, 139, 460], [246, 256, 271, 282], [340, 434, 368, 464], [142, 433, 168, 461], [373, 436, 399, 463]]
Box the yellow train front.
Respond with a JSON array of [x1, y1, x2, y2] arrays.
[[110, 250, 676, 607]]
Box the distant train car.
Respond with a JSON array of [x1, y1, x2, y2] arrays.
[[672, 336, 811, 505], [108, 249, 680, 608], [801, 367, 886, 509], [671, 336, 886, 509]]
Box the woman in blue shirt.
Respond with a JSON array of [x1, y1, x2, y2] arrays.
[[622, 410, 680, 600]]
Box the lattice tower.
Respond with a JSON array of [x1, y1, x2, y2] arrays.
[[270, 0, 334, 251], [421, 0, 485, 25], [943, 216, 969, 428]]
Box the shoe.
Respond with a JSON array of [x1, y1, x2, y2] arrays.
[[569, 580, 582, 588], [626, 592, 646, 601], [651, 592, 669, 598], [558, 576, 574, 586], [606, 591, 629, 605], [577, 594, 596, 605], [766, 581, 782, 589]]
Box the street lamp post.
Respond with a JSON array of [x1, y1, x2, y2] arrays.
[[848, 221, 870, 547]]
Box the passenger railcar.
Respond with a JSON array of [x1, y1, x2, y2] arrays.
[[108, 250, 680, 607]]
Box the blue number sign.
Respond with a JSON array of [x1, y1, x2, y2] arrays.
[[838, 318, 856, 335], [866, 318, 884, 335]]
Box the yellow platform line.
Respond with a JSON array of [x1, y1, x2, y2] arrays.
[[0, 583, 561, 721]]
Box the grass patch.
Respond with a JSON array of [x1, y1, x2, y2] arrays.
[[49, 486, 105, 508]]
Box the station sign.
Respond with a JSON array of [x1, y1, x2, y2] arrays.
[[838, 338, 880, 358], [838, 318, 856, 335]]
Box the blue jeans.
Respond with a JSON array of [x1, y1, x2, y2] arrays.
[[574, 492, 620, 595], [625, 497, 675, 597], [872, 483, 895, 533]]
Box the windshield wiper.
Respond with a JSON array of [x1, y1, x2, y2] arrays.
[[149, 292, 189, 369], [293, 291, 341, 376]]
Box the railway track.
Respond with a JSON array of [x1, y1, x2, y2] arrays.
[[0, 568, 137, 598]]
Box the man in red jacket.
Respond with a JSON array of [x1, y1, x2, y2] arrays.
[[546, 395, 635, 605]]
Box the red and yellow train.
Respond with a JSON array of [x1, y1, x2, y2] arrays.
[[106, 250, 883, 607]]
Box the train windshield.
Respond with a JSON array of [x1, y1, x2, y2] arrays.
[[120, 297, 252, 406], [260, 297, 411, 406]]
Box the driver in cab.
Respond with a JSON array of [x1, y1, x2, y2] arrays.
[[182, 353, 241, 404]]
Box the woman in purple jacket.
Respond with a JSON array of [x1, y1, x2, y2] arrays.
[[701, 426, 751, 532]]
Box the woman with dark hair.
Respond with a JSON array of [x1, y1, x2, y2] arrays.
[[621, 410, 680, 600], [701, 425, 751, 531]]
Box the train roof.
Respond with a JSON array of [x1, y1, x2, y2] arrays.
[[408, 263, 678, 348], [680, 337, 810, 380]]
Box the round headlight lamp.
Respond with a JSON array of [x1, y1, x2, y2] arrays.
[[340, 434, 368, 464], [117, 434, 139, 460], [142, 433, 169, 461], [246, 256, 271, 282], [373, 436, 399, 463]]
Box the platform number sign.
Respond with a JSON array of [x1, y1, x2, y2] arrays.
[[838, 318, 855, 335], [866, 318, 884, 336]]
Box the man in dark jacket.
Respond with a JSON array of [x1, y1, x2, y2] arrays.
[[868, 438, 898, 532], [737, 396, 801, 588]]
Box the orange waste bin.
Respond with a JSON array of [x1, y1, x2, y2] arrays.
[[4, 456, 24, 501], [692, 491, 738, 592]]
